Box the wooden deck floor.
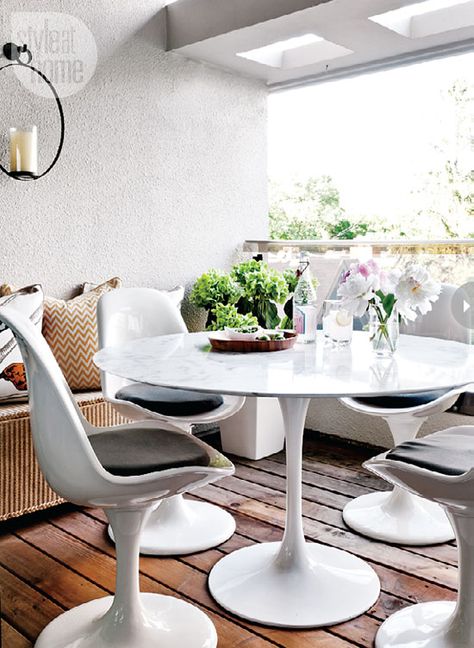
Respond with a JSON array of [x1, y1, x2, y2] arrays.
[[0, 432, 457, 647]]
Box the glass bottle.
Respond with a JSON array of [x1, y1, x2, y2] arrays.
[[293, 254, 317, 344]]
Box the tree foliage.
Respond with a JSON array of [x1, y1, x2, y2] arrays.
[[269, 79, 473, 241], [269, 175, 373, 240], [411, 81, 473, 238]]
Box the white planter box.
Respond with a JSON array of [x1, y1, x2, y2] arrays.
[[219, 397, 285, 460]]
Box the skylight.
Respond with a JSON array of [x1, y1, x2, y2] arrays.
[[370, 0, 474, 38], [237, 35, 322, 68], [237, 34, 353, 69]]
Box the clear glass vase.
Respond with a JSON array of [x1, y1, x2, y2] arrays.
[[369, 306, 399, 357]]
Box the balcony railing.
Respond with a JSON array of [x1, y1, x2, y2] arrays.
[[244, 238, 474, 256], [245, 239, 474, 333]]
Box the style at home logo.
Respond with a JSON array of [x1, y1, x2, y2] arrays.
[[10, 12, 97, 98]]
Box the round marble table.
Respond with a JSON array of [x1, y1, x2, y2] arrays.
[[95, 331, 473, 628]]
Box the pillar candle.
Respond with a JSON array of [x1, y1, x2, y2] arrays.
[[10, 126, 38, 175]]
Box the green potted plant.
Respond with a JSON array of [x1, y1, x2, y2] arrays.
[[190, 260, 293, 330], [230, 259, 289, 329], [190, 259, 299, 460], [190, 269, 245, 329]]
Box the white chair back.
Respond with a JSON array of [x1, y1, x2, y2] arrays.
[[366, 425, 474, 504], [401, 284, 468, 343], [0, 304, 107, 501], [97, 287, 188, 401]]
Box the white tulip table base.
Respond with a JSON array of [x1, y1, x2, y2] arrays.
[[34, 593, 217, 648], [108, 495, 236, 556], [375, 601, 466, 648], [208, 541, 380, 628], [343, 488, 455, 545], [209, 397, 380, 628]]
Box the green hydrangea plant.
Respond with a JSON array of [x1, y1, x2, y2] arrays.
[[191, 259, 297, 330], [190, 270, 242, 328], [231, 260, 289, 329], [207, 304, 258, 331]]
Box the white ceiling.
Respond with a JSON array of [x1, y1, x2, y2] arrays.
[[165, 0, 474, 88]]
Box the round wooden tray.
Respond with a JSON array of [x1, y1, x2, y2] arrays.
[[208, 331, 298, 353]]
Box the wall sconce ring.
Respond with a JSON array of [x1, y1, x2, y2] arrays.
[[0, 43, 65, 181]]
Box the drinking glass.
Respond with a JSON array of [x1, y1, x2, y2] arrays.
[[322, 299, 353, 346]]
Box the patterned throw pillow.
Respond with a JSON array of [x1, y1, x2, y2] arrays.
[[42, 278, 122, 391], [0, 285, 44, 402]]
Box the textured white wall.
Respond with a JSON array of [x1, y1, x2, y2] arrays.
[[0, 1, 268, 330]]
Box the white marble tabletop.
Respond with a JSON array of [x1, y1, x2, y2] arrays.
[[94, 331, 474, 398]]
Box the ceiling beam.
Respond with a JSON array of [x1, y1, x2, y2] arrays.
[[166, 0, 332, 50], [165, 0, 474, 86], [268, 37, 474, 90]]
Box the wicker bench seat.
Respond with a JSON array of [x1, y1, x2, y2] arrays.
[[0, 392, 128, 521]]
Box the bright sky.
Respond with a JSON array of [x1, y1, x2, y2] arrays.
[[268, 52, 473, 218]]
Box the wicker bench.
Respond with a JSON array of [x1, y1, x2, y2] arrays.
[[0, 392, 127, 521]]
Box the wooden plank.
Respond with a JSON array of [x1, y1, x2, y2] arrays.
[[177, 507, 456, 616], [0, 565, 63, 642], [59, 508, 454, 647], [41, 515, 353, 647], [241, 450, 388, 491], [0, 433, 461, 648], [224, 469, 458, 566], [2, 528, 288, 648], [242, 457, 387, 498], [191, 484, 458, 589], [1, 619, 32, 648], [257, 437, 376, 476], [0, 534, 106, 608], [81, 484, 458, 599], [235, 462, 352, 509], [302, 434, 379, 466], [82, 496, 458, 604], [247, 453, 457, 565], [222, 474, 344, 526]]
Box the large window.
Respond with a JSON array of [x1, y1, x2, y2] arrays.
[[268, 52, 473, 240]]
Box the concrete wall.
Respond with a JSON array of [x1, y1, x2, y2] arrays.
[[0, 1, 268, 330]]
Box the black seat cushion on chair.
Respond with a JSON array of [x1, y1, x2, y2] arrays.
[[387, 434, 474, 476], [354, 389, 452, 410], [116, 383, 224, 417], [89, 428, 210, 476]]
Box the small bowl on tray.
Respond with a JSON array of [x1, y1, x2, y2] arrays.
[[224, 326, 261, 341]]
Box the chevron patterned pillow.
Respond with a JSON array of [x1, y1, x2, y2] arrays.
[[42, 278, 122, 391]]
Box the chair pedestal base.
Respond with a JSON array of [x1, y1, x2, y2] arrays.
[[34, 593, 217, 648], [342, 488, 454, 545], [108, 495, 236, 555], [208, 541, 380, 628], [375, 601, 470, 647]]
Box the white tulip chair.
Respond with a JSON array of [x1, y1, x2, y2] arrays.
[[97, 287, 245, 555], [340, 284, 470, 545], [366, 425, 474, 648], [0, 301, 234, 648]]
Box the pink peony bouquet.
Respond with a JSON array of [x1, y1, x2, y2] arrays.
[[337, 260, 440, 354]]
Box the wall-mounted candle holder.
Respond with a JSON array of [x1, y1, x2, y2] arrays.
[[0, 42, 65, 181]]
